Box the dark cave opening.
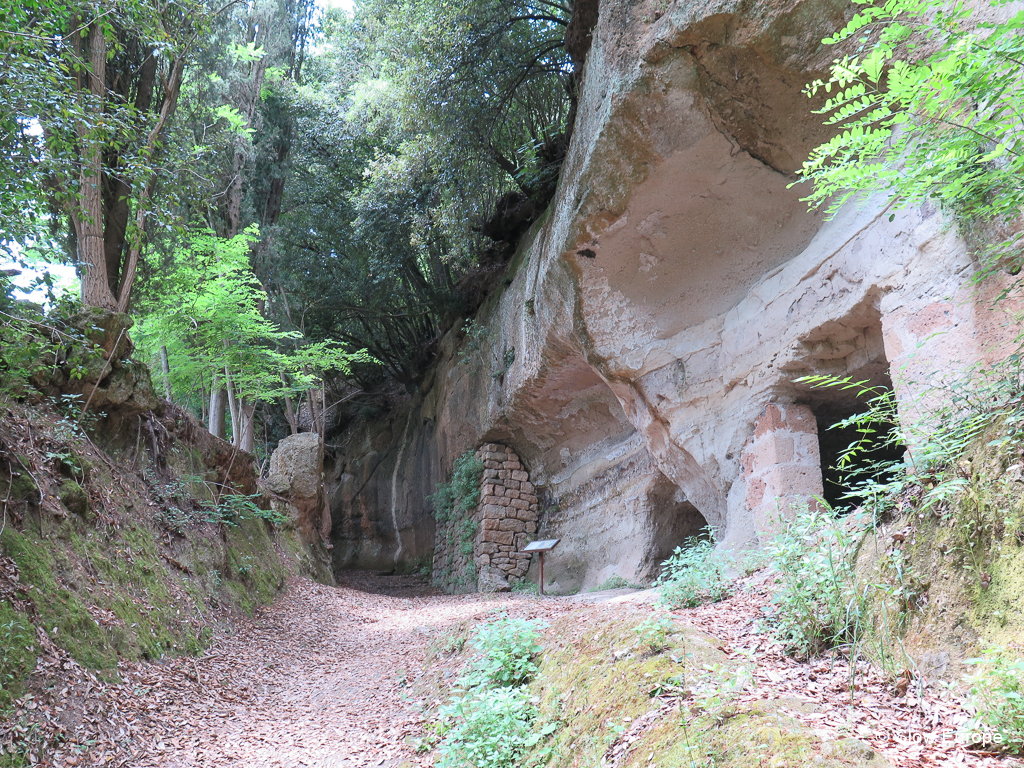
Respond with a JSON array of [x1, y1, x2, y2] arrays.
[[808, 373, 905, 513], [647, 474, 710, 573]]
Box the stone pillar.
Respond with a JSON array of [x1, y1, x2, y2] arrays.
[[741, 404, 824, 541], [430, 443, 540, 593], [475, 443, 539, 592]]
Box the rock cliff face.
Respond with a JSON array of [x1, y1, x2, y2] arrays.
[[325, 0, 1023, 591]]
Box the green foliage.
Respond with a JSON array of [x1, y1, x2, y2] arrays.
[[491, 346, 516, 381], [633, 614, 675, 654], [460, 616, 546, 689], [437, 686, 552, 768], [134, 226, 370, 428], [764, 505, 861, 657], [456, 517, 479, 557], [0, 299, 105, 400], [430, 451, 485, 524], [267, 0, 573, 390], [511, 578, 539, 595], [459, 320, 490, 365], [206, 493, 289, 528], [158, 488, 288, 533], [686, 660, 757, 721], [656, 536, 732, 609], [797, 0, 1024, 249], [436, 615, 555, 768], [799, 361, 1024, 519], [0, 603, 36, 711], [796, 375, 907, 514], [592, 574, 644, 591], [0, 0, 231, 308], [963, 647, 1024, 753]]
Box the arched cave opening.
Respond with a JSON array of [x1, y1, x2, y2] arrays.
[[646, 474, 709, 577], [787, 303, 906, 513]]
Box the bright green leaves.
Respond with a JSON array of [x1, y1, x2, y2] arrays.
[[214, 105, 256, 138], [228, 41, 266, 63], [796, 0, 1024, 233], [133, 226, 370, 415]]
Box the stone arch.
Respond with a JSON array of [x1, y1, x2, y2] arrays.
[[644, 472, 710, 579]]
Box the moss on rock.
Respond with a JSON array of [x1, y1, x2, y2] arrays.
[[855, 415, 1024, 679], [524, 610, 887, 768], [0, 600, 36, 712], [58, 480, 89, 517]]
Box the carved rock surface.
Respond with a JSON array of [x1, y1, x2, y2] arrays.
[[325, 0, 1024, 592]]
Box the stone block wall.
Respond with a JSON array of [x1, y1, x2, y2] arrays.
[[431, 495, 478, 592], [476, 443, 539, 591], [741, 404, 824, 540], [432, 443, 540, 593]]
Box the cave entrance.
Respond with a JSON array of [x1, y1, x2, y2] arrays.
[[647, 473, 709, 575], [786, 302, 905, 513], [802, 370, 904, 513]]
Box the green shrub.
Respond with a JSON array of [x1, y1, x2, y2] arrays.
[[592, 574, 643, 591], [962, 647, 1024, 753], [764, 505, 859, 657], [632, 613, 675, 653], [656, 536, 731, 609], [461, 616, 545, 689], [205, 493, 288, 527], [437, 686, 552, 768], [430, 451, 485, 524]]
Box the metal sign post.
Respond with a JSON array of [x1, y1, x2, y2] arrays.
[[520, 539, 560, 596]]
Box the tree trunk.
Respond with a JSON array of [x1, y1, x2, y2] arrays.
[[225, 52, 268, 238], [305, 388, 318, 436], [281, 373, 298, 435], [225, 367, 240, 447], [159, 346, 172, 401], [209, 376, 227, 440], [75, 23, 116, 310], [239, 398, 256, 453], [115, 57, 185, 313]]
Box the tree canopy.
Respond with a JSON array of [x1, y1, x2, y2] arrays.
[[1, 0, 582, 453], [796, 0, 1024, 259]]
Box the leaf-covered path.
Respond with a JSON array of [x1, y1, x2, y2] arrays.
[[11, 572, 1024, 767], [135, 574, 572, 768]]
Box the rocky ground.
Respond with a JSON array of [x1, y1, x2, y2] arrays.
[[5, 573, 1023, 767]]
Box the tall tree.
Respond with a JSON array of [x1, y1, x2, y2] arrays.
[[1, 0, 216, 309]]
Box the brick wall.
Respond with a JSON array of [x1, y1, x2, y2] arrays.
[[432, 443, 540, 593]]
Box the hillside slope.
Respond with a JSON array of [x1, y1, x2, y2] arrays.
[[0, 307, 331, 763]]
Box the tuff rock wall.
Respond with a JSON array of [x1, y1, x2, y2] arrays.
[[324, 0, 1024, 592]]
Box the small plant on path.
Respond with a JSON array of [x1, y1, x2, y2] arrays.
[[437, 686, 554, 768], [764, 504, 861, 657], [962, 646, 1024, 754], [459, 616, 545, 689], [657, 534, 732, 609]]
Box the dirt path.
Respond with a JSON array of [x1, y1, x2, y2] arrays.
[[131, 574, 572, 768], [15, 572, 1024, 767]]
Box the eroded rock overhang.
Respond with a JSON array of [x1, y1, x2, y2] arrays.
[[326, 0, 1023, 592]]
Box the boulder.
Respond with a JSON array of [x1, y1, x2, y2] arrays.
[[267, 432, 328, 541], [477, 567, 511, 593]]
